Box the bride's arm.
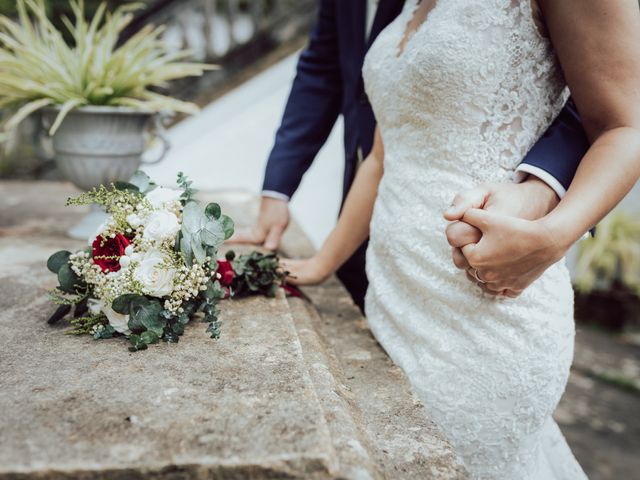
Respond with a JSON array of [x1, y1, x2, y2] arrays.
[[283, 127, 384, 284], [455, 0, 640, 293], [536, 0, 640, 245]]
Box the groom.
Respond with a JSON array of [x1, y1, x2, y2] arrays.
[[233, 0, 589, 309]]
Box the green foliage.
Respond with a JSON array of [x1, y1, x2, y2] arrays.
[[129, 170, 155, 193], [0, 1, 17, 17], [47, 250, 71, 273], [49, 289, 86, 306], [0, 0, 216, 138], [46, 249, 86, 300], [69, 313, 106, 335], [228, 250, 287, 298], [200, 279, 225, 339], [67, 184, 142, 232], [574, 211, 640, 296], [177, 171, 196, 204], [93, 323, 116, 339], [180, 195, 234, 265]]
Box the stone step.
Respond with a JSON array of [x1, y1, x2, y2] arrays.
[[219, 190, 468, 479], [286, 298, 383, 480], [289, 292, 467, 479]]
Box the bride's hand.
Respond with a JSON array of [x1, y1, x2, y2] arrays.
[[456, 208, 566, 296], [280, 256, 332, 286]]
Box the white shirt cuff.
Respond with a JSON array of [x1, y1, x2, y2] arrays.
[[514, 164, 567, 199], [262, 190, 290, 202]]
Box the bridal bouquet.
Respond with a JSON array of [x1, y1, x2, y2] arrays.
[[47, 172, 288, 351]]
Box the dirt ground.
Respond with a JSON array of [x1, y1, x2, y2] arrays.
[[557, 328, 640, 480]]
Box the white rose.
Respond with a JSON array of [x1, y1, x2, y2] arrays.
[[88, 298, 130, 334], [134, 249, 176, 297], [142, 210, 180, 243], [126, 213, 143, 228], [146, 187, 182, 210], [103, 303, 131, 335]]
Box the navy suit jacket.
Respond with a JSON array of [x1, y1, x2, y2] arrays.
[[263, 0, 589, 201]]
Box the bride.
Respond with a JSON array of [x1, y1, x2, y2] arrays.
[[283, 0, 640, 478]]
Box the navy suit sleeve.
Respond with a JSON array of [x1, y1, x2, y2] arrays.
[[262, 0, 343, 198], [520, 98, 590, 193]]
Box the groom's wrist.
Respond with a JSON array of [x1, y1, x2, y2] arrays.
[[262, 190, 290, 202], [515, 164, 567, 200], [521, 176, 560, 217]]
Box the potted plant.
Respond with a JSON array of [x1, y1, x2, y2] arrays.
[[0, 0, 215, 237], [573, 211, 640, 331]]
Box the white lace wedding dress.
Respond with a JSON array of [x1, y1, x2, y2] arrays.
[[362, 1, 587, 478]]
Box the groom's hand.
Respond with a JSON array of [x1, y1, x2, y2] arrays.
[[444, 178, 559, 296], [230, 196, 290, 250]]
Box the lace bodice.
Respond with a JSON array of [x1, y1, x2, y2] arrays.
[[364, 0, 568, 185], [361, 1, 586, 478]]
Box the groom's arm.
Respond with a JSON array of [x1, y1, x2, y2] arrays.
[[444, 98, 590, 297], [262, 0, 342, 200], [516, 98, 590, 198]]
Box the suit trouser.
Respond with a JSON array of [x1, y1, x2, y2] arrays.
[[336, 240, 368, 313]]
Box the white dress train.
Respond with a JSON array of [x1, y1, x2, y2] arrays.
[[362, 1, 587, 478]]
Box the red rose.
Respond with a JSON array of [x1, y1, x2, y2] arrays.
[[216, 260, 235, 287], [92, 233, 130, 273]]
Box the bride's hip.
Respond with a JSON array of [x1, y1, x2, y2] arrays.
[[365, 230, 575, 338]]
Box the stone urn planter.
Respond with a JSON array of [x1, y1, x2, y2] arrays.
[[42, 106, 170, 239]]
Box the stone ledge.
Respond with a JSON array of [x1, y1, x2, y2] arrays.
[[0, 182, 467, 479]]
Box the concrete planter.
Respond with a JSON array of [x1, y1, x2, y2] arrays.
[[42, 106, 169, 191], [41, 106, 170, 238]]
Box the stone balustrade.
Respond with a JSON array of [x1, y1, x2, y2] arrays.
[[0, 182, 468, 479], [125, 0, 315, 62]]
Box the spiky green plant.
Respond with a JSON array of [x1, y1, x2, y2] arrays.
[[574, 211, 640, 296], [0, 0, 216, 141]]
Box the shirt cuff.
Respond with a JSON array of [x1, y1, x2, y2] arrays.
[[262, 190, 291, 202], [514, 164, 567, 199]]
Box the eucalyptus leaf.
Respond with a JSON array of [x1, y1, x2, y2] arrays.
[[128, 334, 149, 352], [201, 221, 225, 247], [191, 236, 207, 264], [114, 181, 140, 193], [130, 298, 163, 334], [112, 294, 144, 315], [182, 201, 204, 233], [129, 171, 152, 193], [180, 233, 194, 265], [47, 250, 71, 274], [58, 264, 80, 293], [140, 330, 160, 345], [220, 215, 235, 240], [204, 202, 221, 220], [172, 322, 186, 335]]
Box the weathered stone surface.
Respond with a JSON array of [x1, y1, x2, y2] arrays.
[[220, 191, 467, 479], [0, 182, 466, 479]]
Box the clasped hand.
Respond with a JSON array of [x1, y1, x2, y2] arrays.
[[444, 179, 565, 297]]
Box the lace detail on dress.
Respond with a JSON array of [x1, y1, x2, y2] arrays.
[[361, 1, 586, 478]]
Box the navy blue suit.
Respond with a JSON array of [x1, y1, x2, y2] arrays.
[[263, 0, 589, 310]]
